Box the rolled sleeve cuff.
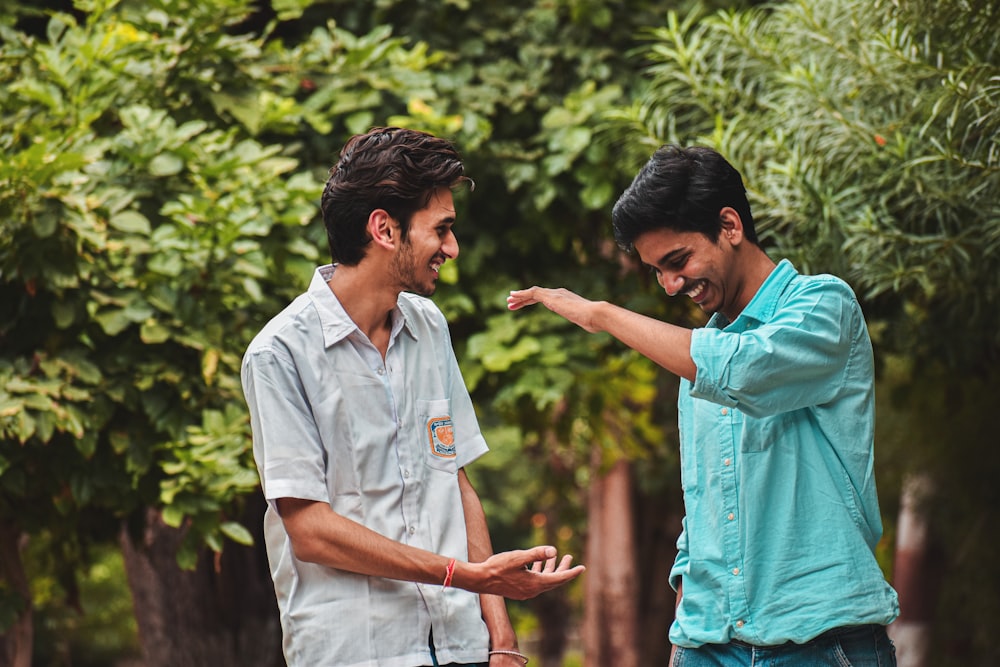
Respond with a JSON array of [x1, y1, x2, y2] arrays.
[[690, 327, 739, 407]]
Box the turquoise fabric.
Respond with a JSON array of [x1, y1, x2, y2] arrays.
[[670, 260, 899, 648]]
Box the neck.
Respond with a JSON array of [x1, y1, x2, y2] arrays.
[[723, 246, 777, 322], [327, 263, 399, 346]]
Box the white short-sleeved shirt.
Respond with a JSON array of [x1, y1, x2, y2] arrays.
[[241, 265, 490, 667]]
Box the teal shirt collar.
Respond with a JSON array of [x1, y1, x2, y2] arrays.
[[705, 258, 797, 331]]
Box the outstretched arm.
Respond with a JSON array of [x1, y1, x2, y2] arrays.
[[507, 286, 697, 382], [276, 496, 583, 600]]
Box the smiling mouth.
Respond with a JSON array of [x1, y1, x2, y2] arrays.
[[430, 259, 443, 276], [685, 280, 707, 302]]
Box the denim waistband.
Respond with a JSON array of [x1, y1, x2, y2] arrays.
[[730, 624, 884, 650]]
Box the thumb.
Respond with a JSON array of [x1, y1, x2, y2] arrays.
[[519, 545, 557, 565]]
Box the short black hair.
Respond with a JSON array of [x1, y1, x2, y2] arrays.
[[320, 127, 471, 265], [611, 145, 756, 252]]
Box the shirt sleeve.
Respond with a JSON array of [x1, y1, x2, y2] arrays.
[[242, 345, 330, 504], [443, 321, 490, 470], [689, 278, 862, 418]]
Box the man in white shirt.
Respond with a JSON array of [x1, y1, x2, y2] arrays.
[[242, 127, 583, 667]]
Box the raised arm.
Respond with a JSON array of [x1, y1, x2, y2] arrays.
[[507, 286, 697, 382]]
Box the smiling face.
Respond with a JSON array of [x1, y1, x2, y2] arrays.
[[390, 187, 459, 297], [633, 207, 753, 321]]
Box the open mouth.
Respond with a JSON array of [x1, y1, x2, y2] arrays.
[[686, 280, 707, 303]]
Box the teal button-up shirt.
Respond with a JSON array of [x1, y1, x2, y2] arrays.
[[670, 259, 899, 647]]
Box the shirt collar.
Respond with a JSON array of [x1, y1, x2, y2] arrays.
[[706, 258, 798, 330], [308, 265, 417, 348]]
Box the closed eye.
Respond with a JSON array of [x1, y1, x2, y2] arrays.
[[666, 254, 689, 270]]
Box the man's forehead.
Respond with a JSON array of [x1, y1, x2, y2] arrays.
[[634, 228, 693, 260], [423, 188, 456, 218]]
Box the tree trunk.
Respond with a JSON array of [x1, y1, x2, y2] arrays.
[[888, 473, 937, 667], [0, 519, 32, 667], [582, 453, 639, 667], [120, 492, 282, 667]]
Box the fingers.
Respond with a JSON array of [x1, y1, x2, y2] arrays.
[[528, 557, 554, 574], [506, 287, 540, 311], [483, 546, 585, 599], [521, 548, 585, 581]]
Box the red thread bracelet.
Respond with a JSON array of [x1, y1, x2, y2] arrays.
[[443, 558, 457, 588]]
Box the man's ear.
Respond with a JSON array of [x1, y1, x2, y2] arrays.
[[719, 207, 745, 246], [368, 209, 397, 251]]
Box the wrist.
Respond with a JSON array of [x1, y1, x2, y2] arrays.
[[590, 299, 611, 333], [488, 649, 529, 665], [449, 559, 479, 592]]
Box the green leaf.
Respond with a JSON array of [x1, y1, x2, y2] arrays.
[[109, 211, 152, 235], [51, 300, 76, 328], [140, 321, 171, 344], [94, 309, 132, 336], [220, 521, 254, 546], [149, 153, 184, 177], [161, 505, 185, 528]]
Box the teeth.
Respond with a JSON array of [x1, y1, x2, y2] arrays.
[[687, 281, 705, 299]]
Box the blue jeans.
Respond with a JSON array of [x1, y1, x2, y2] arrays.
[[673, 624, 896, 667]]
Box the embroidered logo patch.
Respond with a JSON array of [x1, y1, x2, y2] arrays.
[[427, 416, 456, 458]]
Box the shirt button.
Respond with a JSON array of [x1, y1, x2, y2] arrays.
[[736, 620, 745, 628], [403, 470, 411, 478], [721, 407, 728, 415], [727, 512, 735, 521], [408, 526, 416, 535], [376, 367, 385, 375], [723, 458, 731, 466], [732, 567, 740, 576]]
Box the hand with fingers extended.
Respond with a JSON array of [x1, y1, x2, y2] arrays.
[[460, 545, 584, 600], [507, 286, 603, 334]]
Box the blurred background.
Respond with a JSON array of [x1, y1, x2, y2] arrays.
[[1, 0, 998, 665]]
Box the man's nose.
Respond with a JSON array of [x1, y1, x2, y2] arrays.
[[661, 272, 684, 297], [443, 230, 459, 259]]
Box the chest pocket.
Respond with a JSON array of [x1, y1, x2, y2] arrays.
[[417, 398, 457, 474]]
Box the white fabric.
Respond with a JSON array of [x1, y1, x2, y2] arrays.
[[242, 265, 490, 667]]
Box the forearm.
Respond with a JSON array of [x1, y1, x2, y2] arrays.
[[277, 497, 450, 585], [590, 301, 697, 381], [278, 496, 584, 600], [507, 287, 697, 381]]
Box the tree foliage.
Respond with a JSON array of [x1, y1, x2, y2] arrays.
[[0, 2, 692, 656], [0, 0, 448, 577], [3, 0, 999, 663]]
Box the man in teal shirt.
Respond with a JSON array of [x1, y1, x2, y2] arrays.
[[508, 145, 899, 665]]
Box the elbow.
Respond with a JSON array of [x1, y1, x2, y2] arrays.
[[286, 531, 325, 564]]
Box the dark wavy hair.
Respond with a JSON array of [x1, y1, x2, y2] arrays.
[[611, 145, 757, 252], [320, 127, 472, 265]]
